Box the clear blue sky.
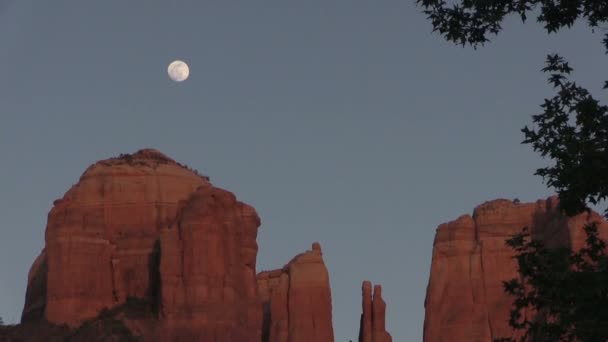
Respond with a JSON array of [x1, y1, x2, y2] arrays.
[[0, 1, 606, 341]]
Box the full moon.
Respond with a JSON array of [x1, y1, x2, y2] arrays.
[[167, 60, 190, 82]]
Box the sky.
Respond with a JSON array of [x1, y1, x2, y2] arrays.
[[0, 1, 606, 341]]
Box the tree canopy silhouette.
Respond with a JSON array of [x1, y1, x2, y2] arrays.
[[418, 0, 608, 340], [417, 0, 608, 48]]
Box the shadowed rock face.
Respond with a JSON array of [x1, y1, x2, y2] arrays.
[[359, 281, 392, 342], [423, 197, 608, 342], [257, 243, 335, 342]]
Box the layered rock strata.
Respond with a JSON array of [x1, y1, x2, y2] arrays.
[[16, 149, 391, 341], [23, 149, 208, 326], [257, 242, 335, 342], [159, 185, 262, 341], [423, 197, 608, 342]]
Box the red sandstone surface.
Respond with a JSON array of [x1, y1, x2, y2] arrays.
[[159, 185, 262, 341], [19, 149, 598, 342], [257, 242, 334, 342], [22, 149, 208, 326], [3, 149, 390, 342], [424, 197, 608, 342], [358, 281, 392, 342]]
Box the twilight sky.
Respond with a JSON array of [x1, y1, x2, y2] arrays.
[[0, 1, 607, 340]]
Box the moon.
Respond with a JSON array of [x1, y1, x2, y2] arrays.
[[167, 60, 190, 82]]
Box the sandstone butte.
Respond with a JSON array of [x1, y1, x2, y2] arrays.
[[0, 149, 392, 342], [424, 197, 608, 342]]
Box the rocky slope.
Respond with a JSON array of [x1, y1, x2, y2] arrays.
[[423, 197, 608, 342], [2, 149, 392, 342]]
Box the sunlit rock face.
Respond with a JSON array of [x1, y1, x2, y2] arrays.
[[22, 149, 208, 326], [257, 242, 335, 342], [159, 185, 263, 341], [423, 197, 608, 342], [18, 148, 393, 341]]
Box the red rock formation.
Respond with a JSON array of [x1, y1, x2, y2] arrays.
[[21, 249, 47, 322], [257, 242, 335, 342], [22, 149, 208, 326], [358, 281, 392, 342], [16, 148, 379, 341], [423, 197, 608, 342], [159, 185, 262, 341], [258, 269, 289, 342]]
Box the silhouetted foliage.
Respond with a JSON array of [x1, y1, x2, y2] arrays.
[[417, 0, 608, 49], [523, 55, 608, 218], [418, 0, 608, 340], [117, 153, 134, 163], [72, 313, 142, 342], [496, 56, 608, 340], [494, 223, 608, 342], [417, 0, 608, 218], [179, 163, 210, 181], [111, 152, 211, 180], [0, 316, 4, 326]]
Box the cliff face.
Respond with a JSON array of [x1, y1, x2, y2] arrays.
[[257, 242, 334, 342], [159, 185, 262, 341], [22, 149, 208, 326], [358, 281, 392, 342], [9, 149, 389, 342], [423, 197, 608, 342]]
